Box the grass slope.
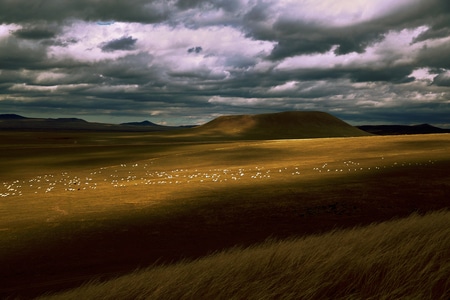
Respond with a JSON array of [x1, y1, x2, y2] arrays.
[[186, 111, 371, 139], [41, 210, 450, 300]]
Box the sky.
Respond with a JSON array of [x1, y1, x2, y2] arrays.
[[0, 0, 450, 127]]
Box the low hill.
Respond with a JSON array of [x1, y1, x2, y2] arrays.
[[121, 120, 160, 127], [187, 111, 371, 139], [358, 124, 450, 135]]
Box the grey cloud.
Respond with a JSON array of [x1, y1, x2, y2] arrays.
[[244, 1, 272, 23], [413, 27, 450, 43], [267, 20, 386, 59], [0, 36, 48, 70], [176, 0, 242, 12], [187, 46, 203, 54], [12, 26, 58, 40], [417, 43, 450, 69], [101, 36, 138, 52], [0, 0, 172, 24], [97, 53, 155, 82], [432, 73, 450, 87], [176, 0, 206, 9], [347, 66, 415, 84], [45, 37, 79, 47], [11, 23, 79, 47]]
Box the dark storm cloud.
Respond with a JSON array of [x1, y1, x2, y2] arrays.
[[0, 36, 48, 70], [12, 26, 58, 40], [0, 33, 88, 72], [266, 20, 386, 59], [432, 73, 450, 87], [100, 36, 138, 52], [45, 37, 79, 48], [175, 0, 207, 9], [0, 0, 172, 24], [187, 46, 202, 54], [413, 27, 450, 43], [417, 42, 450, 69], [93, 53, 162, 86], [347, 66, 415, 84], [175, 0, 242, 12]]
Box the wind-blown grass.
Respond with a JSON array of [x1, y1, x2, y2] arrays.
[[41, 210, 450, 300]]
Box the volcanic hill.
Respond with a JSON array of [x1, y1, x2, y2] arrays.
[[187, 111, 371, 139]]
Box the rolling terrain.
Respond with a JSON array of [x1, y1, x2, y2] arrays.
[[0, 112, 449, 298]]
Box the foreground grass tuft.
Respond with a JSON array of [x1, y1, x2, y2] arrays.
[[41, 210, 450, 300]]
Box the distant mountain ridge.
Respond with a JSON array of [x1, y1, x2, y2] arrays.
[[357, 124, 450, 135], [0, 114, 176, 132]]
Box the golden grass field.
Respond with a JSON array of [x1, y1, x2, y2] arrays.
[[0, 131, 449, 298]]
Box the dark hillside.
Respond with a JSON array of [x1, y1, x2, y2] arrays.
[[0, 114, 28, 120], [358, 124, 450, 135], [121, 120, 160, 126]]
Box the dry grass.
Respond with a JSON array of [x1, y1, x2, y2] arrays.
[[40, 210, 450, 300]]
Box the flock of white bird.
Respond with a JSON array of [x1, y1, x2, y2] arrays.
[[0, 159, 437, 198]]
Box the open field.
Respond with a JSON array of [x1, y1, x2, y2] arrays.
[[1, 131, 450, 298]]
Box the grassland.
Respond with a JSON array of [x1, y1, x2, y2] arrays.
[[1, 131, 449, 298], [40, 210, 450, 300]]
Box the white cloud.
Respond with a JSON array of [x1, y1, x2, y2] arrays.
[[208, 95, 279, 107], [0, 24, 20, 39], [271, 0, 421, 26], [48, 21, 274, 82], [410, 68, 435, 82], [48, 21, 141, 62], [9, 83, 58, 92], [35, 71, 67, 84], [87, 84, 139, 93], [269, 81, 298, 93]]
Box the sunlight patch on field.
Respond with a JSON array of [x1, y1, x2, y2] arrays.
[[0, 154, 439, 199], [0, 134, 449, 227]]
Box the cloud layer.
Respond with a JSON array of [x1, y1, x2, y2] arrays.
[[0, 0, 449, 126]]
